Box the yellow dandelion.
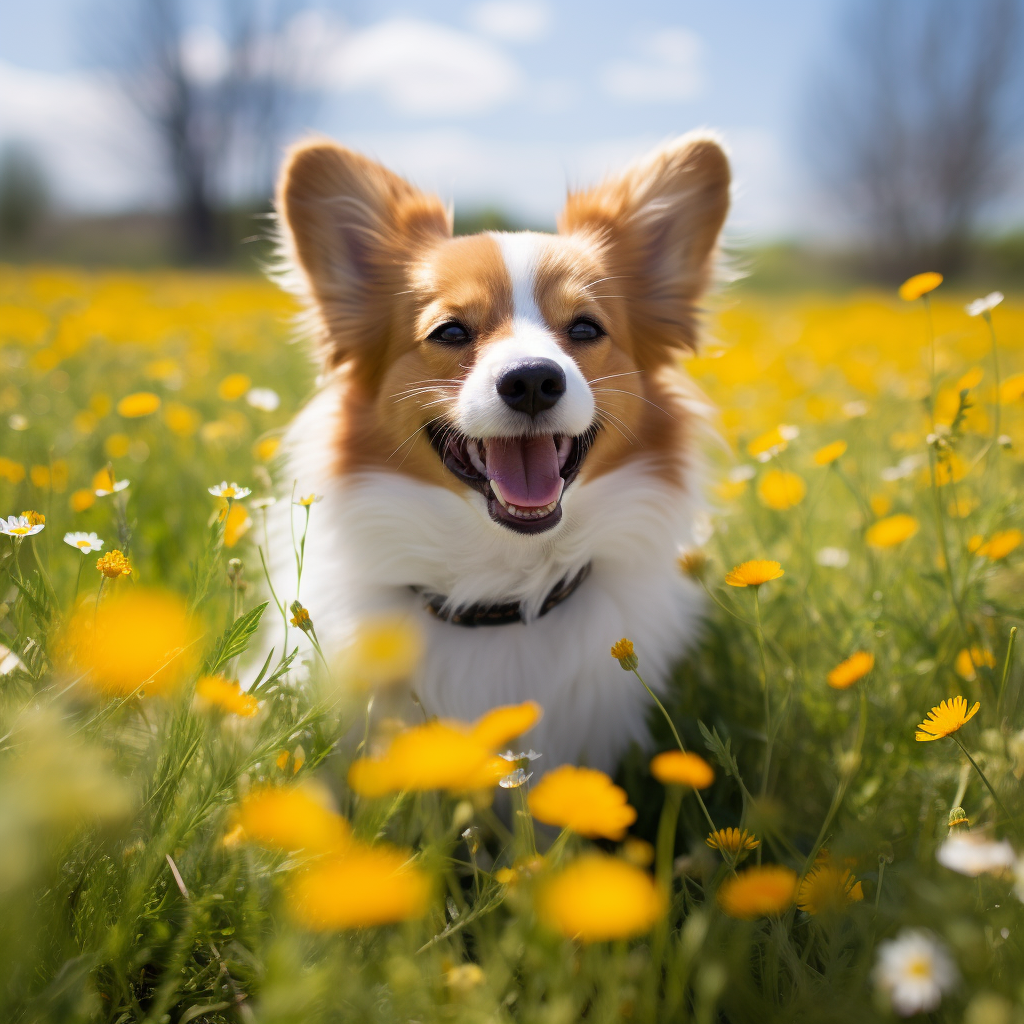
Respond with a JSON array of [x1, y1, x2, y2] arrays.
[[915, 696, 981, 742], [235, 784, 350, 854], [827, 652, 875, 690], [725, 559, 784, 587], [116, 392, 161, 418], [976, 529, 1022, 560], [718, 865, 798, 919], [1000, 373, 1024, 404], [954, 647, 996, 682], [195, 675, 259, 717], [96, 549, 133, 578], [610, 637, 639, 670], [650, 750, 715, 789], [536, 853, 666, 942], [342, 615, 424, 689], [796, 863, 864, 915], [470, 700, 542, 749], [813, 440, 847, 466], [706, 827, 760, 855], [527, 765, 637, 840], [747, 424, 798, 459], [866, 514, 919, 549], [898, 272, 943, 301], [288, 841, 430, 929], [253, 436, 282, 462], [218, 373, 252, 401], [758, 469, 807, 510], [61, 589, 198, 697], [223, 502, 252, 548], [71, 489, 96, 513]]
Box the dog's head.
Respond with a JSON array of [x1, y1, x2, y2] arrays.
[[277, 135, 729, 535]]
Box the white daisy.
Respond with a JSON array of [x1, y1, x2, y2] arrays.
[[873, 929, 958, 1016], [95, 478, 130, 497], [499, 749, 542, 762], [815, 547, 850, 569], [499, 768, 532, 789], [965, 292, 1004, 317], [63, 531, 104, 554], [246, 387, 281, 412], [0, 515, 44, 537], [729, 464, 756, 483], [209, 481, 252, 499], [250, 496, 277, 510], [936, 834, 1015, 877]]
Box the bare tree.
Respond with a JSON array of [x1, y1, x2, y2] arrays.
[[109, 0, 311, 261], [807, 0, 1023, 278]]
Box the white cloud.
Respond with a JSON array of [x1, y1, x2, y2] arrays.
[[179, 25, 230, 86], [468, 2, 550, 43], [603, 28, 703, 103], [320, 18, 522, 117], [0, 60, 166, 211]]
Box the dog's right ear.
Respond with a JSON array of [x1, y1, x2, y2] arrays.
[[277, 139, 451, 371]]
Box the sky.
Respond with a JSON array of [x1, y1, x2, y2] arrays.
[[0, 0, 845, 239]]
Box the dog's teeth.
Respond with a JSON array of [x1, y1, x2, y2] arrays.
[[490, 479, 509, 509], [468, 440, 487, 476]]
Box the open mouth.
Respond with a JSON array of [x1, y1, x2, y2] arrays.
[[427, 422, 599, 534]]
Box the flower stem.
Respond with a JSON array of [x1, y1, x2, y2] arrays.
[[752, 588, 773, 798], [997, 626, 1017, 720], [951, 733, 1022, 841]]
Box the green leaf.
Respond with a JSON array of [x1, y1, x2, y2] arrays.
[[205, 601, 268, 674]]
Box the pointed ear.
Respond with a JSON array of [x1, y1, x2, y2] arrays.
[[276, 139, 451, 370], [557, 133, 730, 363]]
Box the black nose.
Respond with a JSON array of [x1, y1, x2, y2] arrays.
[[495, 359, 566, 417]]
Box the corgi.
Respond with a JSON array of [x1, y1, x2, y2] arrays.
[[268, 133, 730, 772]]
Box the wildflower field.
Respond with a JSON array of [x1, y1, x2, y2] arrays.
[[2, 264, 1024, 1023]]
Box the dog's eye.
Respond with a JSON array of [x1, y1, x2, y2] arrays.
[[567, 318, 604, 342], [428, 321, 471, 345]]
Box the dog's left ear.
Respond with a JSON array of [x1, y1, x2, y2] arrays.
[[558, 133, 730, 364]]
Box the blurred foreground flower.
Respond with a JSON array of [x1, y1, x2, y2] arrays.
[[915, 696, 980, 742], [116, 392, 161, 418], [717, 865, 798, 919], [813, 440, 847, 466], [288, 841, 430, 929], [965, 292, 1003, 317], [974, 529, 1022, 560], [223, 502, 252, 548], [955, 647, 996, 682], [93, 468, 129, 496], [873, 929, 958, 1016], [348, 701, 541, 796], [295, 493, 323, 506], [650, 750, 715, 789], [725, 560, 784, 588], [796, 861, 863, 915], [757, 469, 806, 510], [96, 549, 132, 578], [195, 675, 259, 717], [827, 652, 874, 690], [706, 828, 759, 855], [936, 834, 1015, 877], [1, 515, 44, 537], [866, 514, 919, 549], [62, 589, 197, 697], [536, 853, 665, 942], [235, 784, 350, 854], [246, 387, 280, 411], [341, 615, 423, 689], [898, 272, 943, 301], [64, 531, 103, 553], [527, 765, 637, 840]]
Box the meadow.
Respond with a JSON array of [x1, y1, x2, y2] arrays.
[[1, 264, 1023, 1023]]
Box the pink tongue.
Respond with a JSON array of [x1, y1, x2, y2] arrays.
[[485, 435, 562, 508]]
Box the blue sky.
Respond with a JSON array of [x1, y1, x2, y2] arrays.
[[0, 0, 843, 237]]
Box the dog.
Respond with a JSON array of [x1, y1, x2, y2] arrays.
[[268, 132, 730, 772]]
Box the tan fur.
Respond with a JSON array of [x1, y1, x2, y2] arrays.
[[277, 134, 729, 496]]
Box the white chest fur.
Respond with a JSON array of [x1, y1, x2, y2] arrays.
[[267, 388, 705, 772]]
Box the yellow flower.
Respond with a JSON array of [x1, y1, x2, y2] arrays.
[[706, 828, 760, 855], [96, 549, 133, 578], [495, 856, 545, 886], [898, 272, 943, 301], [195, 675, 259, 717], [290, 604, 311, 629], [933, 452, 969, 486], [61, 589, 198, 697], [536, 853, 666, 942], [650, 750, 715, 789], [827, 652, 874, 690], [717, 865, 798, 919], [610, 637, 639, 670], [747, 424, 798, 459], [223, 502, 252, 548], [621, 837, 655, 867], [235, 784, 350, 854], [813, 440, 847, 466], [866, 514, 919, 548], [677, 549, 708, 580], [725, 559, 784, 587], [295, 493, 323, 507], [957, 366, 984, 391], [975, 529, 1022, 560], [93, 467, 129, 496], [915, 696, 981, 742], [276, 746, 306, 774], [948, 494, 978, 518], [70, 489, 96, 513], [796, 862, 864, 915], [218, 373, 252, 401], [714, 478, 749, 502], [116, 392, 161, 418], [342, 615, 424, 689], [0, 458, 26, 485], [164, 402, 201, 437], [954, 647, 996, 682], [758, 469, 807, 510], [20, 510, 44, 526], [1000, 373, 1024, 404], [288, 841, 430, 929], [527, 765, 637, 840], [869, 493, 893, 518], [104, 434, 130, 459], [348, 702, 539, 796], [253, 436, 282, 462]]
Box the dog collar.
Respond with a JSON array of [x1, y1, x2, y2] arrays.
[[414, 563, 591, 627]]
